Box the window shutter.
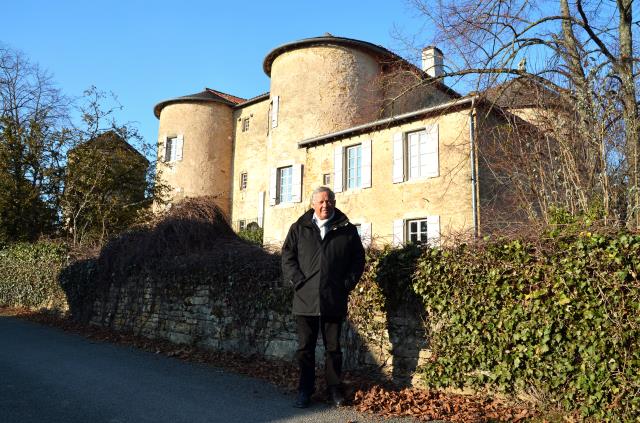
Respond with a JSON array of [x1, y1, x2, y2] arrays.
[[392, 132, 404, 183], [175, 134, 184, 161], [424, 124, 439, 177], [269, 168, 277, 206], [257, 191, 265, 227], [291, 163, 303, 203], [361, 139, 372, 188], [393, 219, 404, 246], [361, 222, 372, 248], [333, 146, 343, 193], [427, 215, 440, 245], [159, 135, 165, 162], [271, 95, 279, 128]]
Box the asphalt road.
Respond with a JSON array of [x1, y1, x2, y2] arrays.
[[0, 316, 419, 423]]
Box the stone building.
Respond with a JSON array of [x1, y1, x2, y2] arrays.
[[153, 34, 529, 245]]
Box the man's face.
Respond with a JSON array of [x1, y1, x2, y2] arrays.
[[312, 191, 335, 220]]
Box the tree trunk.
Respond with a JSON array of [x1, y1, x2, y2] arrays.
[[617, 0, 639, 229]]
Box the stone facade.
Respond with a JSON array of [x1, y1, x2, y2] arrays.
[[154, 35, 513, 245]]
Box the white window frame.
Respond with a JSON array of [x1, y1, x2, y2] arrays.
[[393, 124, 438, 183], [323, 173, 331, 185], [346, 144, 362, 190], [277, 166, 292, 204], [164, 135, 183, 163], [269, 164, 302, 205], [406, 218, 429, 244], [242, 117, 250, 132], [393, 216, 440, 246], [334, 139, 371, 192]]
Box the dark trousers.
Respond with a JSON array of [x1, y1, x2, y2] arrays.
[[295, 315, 343, 394]]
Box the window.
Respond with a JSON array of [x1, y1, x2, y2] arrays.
[[333, 140, 371, 193], [346, 144, 362, 189], [407, 218, 428, 243], [240, 172, 248, 190], [277, 166, 293, 203], [269, 164, 302, 205], [242, 117, 250, 132], [323, 173, 331, 185], [164, 135, 183, 162], [407, 130, 436, 179], [393, 216, 440, 247], [239, 219, 246, 231], [393, 125, 438, 183], [165, 137, 177, 162]]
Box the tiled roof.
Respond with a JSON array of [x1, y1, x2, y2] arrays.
[[205, 88, 246, 105], [154, 88, 246, 118]]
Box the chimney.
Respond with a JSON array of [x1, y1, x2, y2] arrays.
[[421, 46, 444, 78]]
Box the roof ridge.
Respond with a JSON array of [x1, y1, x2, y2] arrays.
[[205, 88, 246, 104]]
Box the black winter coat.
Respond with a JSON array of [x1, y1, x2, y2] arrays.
[[282, 208, 365, 317]]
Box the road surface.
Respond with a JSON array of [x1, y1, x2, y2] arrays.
[[0, 316, 420, 423]]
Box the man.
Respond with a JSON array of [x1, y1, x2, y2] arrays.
[[282, 186, 366, 408]]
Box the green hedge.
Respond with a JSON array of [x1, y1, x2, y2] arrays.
[[0, 241, 68, 310], [411, 233, 640, 420]]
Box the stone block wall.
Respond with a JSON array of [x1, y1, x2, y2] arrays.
[[88, 276, 431, 386]]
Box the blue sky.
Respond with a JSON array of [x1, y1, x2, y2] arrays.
[[2, 0, 436, 155]]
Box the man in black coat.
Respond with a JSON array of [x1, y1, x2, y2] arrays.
[[282, 186, 365, 408]]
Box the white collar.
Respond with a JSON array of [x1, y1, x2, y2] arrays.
[[313, 211, 335, 226]]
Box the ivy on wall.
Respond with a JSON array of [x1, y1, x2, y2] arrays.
[[0, 241, 68, 310], [412, 233, 640, 421]]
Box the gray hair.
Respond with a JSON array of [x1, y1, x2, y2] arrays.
[[310, 186, 335, 204]]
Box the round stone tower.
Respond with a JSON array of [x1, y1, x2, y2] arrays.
[[154, 89, 243, 216], [263, 35, 393, 141]]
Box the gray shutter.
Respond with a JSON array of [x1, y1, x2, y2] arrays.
[[175, 134, 184, 161], [361, 139, 372, 188], [333, 146, 343, 193], [257, 191, 265, 227], [425, 124, 439, 177], [361, 222, 372, 248], [392, 132, 404, 183], [427, 215, 440, 245], [269, 168, 277, 206], [271, 95, 279, 128], [292, 163, 303, 203], [393, 219, 404, 246]]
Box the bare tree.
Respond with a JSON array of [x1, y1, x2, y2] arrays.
[[61, 87, 169, 246], [402, 0, 638, 228]]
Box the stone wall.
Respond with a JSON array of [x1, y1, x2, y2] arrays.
[[88, 274, 431, 386]]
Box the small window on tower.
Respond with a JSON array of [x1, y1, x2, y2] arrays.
[[240, 172, 248, 190], [242, 117, 250, 132], [323, 173, 331, 185]]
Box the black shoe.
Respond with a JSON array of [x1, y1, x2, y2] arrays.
[[328, 385, 346, 407], [293, 391, 311, 408]]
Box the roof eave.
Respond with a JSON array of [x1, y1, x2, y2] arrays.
[[298, 96, 478, 148], [153, 96, 236, 119]]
